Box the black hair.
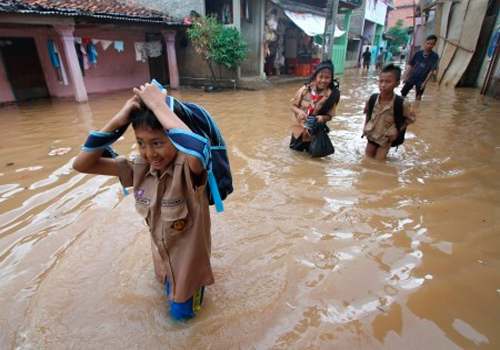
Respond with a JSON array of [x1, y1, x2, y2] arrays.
[[381, 63, 402, 82], [131, 100, 189, 131], [131, 105, 163, 131], [426, 34, 438, 42], [306, 60, 337, 91]]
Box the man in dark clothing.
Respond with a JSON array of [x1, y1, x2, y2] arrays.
[[401, 35, 439, 100], [362, 47, 371, 70]]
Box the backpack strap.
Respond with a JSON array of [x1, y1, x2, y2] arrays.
[[393, 95, 404, 130], [366, 93, 379, 122], [317, 82, 340, 116], [166, 95, 225, 213]]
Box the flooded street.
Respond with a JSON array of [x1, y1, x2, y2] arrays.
[[1, 68, 499, 349]]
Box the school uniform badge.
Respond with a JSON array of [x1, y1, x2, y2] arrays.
[[171, 219, 187, 231]]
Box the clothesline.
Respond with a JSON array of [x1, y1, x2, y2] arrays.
[[47, 37, 164, 84]]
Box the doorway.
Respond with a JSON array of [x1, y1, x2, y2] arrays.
[[0, 37, 49, 101], [146, 33, 169, 86]]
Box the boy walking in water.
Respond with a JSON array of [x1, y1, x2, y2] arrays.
[[363, 64, 416, 161], [362, 47, 371, 70], [73, 83, 214, 321], [401, 35, 439, 100]]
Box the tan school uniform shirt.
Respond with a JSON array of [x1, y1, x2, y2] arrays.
[[363, 94, 416, 148], [117, 153, 214, 303], [290, 85, 337, 141]]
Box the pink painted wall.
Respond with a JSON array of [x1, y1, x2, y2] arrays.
[[0, 22, 155, 103], [0, 48, 15, 103], [73, 28, 150, 95], [0, 27, 73, 103]]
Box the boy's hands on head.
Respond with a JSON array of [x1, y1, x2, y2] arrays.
[[133, 83, 168, 111], [112, 95, 141, 126]]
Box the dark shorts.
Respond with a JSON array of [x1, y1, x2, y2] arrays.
[[367, 138, 382, 147], [290, 134, 310, 152], [363, 61, 369, 68], [401, 81, 425, 97]]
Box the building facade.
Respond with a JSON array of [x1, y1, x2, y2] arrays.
[[0, 0, 184, 104]]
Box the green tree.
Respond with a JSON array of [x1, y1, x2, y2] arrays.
[[386, 19, 409, 55], [187, 16, 248, 84]]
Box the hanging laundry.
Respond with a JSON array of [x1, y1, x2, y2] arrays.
[[145, 41, 162, 58], [91, 38, 100, 45], [114, 41, 124, 52], [101, 40, 113, 51], [79, 42, 90, 70], [47, 39, 60, 68], [74, 42, 85, 75], [134, 42, 147, 62], [87, 41, 98, 67]]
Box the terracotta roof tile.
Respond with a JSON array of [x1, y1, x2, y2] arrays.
[[1, 0, 177, 23]]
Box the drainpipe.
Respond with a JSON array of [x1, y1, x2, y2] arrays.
[[53, 24, 88, 103]]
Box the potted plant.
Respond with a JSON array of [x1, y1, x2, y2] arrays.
[[187, 16, 248, 91]]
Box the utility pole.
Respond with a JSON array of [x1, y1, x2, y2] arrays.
[[322, 0, 340, 61]]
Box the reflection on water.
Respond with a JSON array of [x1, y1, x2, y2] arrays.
[[1, 69, 500, 349]]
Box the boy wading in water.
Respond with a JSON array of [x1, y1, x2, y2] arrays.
[[363, 64, 416, 161], [73, 83, 214, 321]]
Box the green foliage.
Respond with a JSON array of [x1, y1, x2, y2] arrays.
[[386, 19, 409, 55], [187, 16, 248, 81]]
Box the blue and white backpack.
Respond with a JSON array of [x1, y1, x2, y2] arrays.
[[164, 94, 233, 212]]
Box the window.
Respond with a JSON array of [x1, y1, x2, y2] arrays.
[[241, 0, 250, 22], [205, 0, 233, 24]]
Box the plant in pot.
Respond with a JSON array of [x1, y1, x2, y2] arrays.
[[187, 16, 248, 91]]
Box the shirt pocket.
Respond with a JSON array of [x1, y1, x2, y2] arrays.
[[161, 202, 193, 240], [135, 201, 150, 226]]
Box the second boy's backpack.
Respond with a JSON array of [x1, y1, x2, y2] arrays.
[[166, 96, 233, 213], [366, 93, 406, 147]]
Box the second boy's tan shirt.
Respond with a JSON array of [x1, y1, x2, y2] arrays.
[[363, 94, 416, 148]]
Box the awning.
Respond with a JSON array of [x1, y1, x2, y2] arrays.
[[284, 10, 345, 38]]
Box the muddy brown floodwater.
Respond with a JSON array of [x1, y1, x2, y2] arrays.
[[1, 68, 499, 350]]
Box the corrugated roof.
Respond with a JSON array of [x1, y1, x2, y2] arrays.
[[0, 0, 181, 24]]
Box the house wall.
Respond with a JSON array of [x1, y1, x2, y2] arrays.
[[364, 0, 388, 26], [140, 0, 262, 82], [176, 29, 238, 85], [240, 0, 264, 77], [478, 11, 500, 88], [350, 0, 366, 35], [72, 28, 150, 95], [0, 26, 60, 103], [0, 47, 15, 102], [387, 0, 415, 28], [0, 16, 162, 103]]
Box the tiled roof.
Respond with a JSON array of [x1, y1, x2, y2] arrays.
[[0, 0, 180, 24]]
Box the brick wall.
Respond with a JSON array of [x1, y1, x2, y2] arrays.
[[388, 6, 414, 28]]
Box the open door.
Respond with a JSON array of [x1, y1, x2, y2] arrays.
[[0, 37, 49, 101], [147, 33, 169, 86]]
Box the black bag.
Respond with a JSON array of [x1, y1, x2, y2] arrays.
[[366, 93, 406, 147], [308, 123, 335, 158]]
